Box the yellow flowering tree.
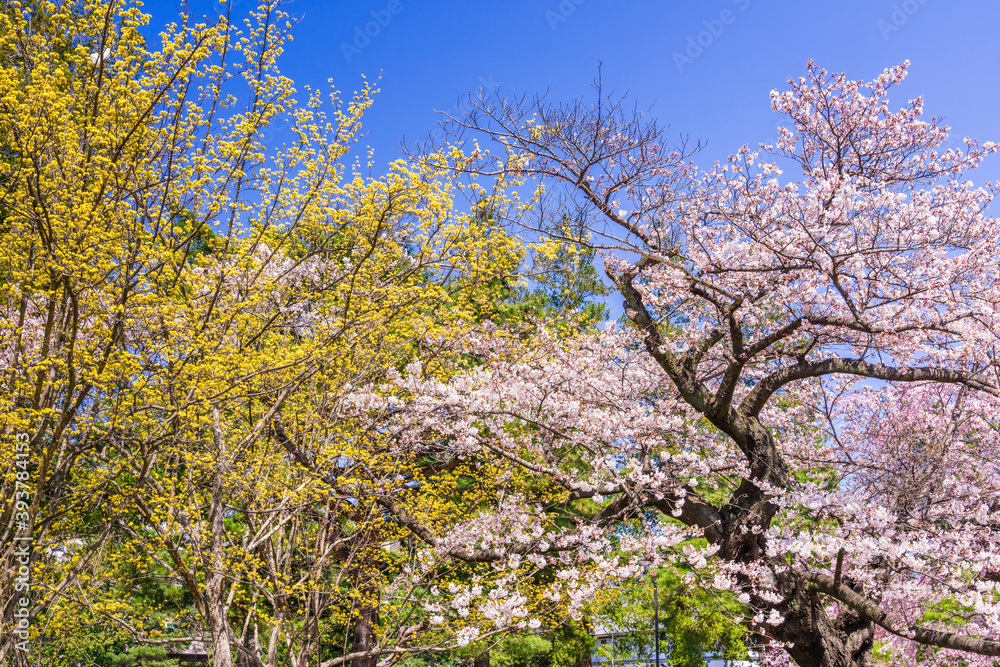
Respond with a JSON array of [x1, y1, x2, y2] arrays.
[[0, 1, 537, 665]]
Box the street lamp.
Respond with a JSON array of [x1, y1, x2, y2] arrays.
[[652, 572, 660, 667]]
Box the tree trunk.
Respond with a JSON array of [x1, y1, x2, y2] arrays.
[[473, 651, 490, 667], [207, 409, 233, 667], [717, 500, 878, 666], [713, 424, 878, 667], [351, 576, 379, 667], [768, 580, 876, 667], [206, 570, 233, 667]]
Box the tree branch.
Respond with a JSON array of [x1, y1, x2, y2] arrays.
[[742, 358, 997, 417], [804, 572, 1000, 657]]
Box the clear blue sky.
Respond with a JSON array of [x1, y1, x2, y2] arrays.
[[142, 0, 1000, 181]]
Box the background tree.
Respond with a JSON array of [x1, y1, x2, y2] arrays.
[[494, 217, 609, 331]]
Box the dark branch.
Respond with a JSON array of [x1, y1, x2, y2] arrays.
[[805, 572, 1000, 657], [742, 358, 997, 417]]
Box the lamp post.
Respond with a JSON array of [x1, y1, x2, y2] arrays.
[[652, 572, 660, 667]]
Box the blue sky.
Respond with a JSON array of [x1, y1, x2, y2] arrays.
[[142, 0, 1000, 181]]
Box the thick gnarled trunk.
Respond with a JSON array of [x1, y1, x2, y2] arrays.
[[713, 425, 879, 667], [768, 578, 876, 667]]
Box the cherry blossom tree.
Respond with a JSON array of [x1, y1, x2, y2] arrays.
[[368, 62, 1000, 667]]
